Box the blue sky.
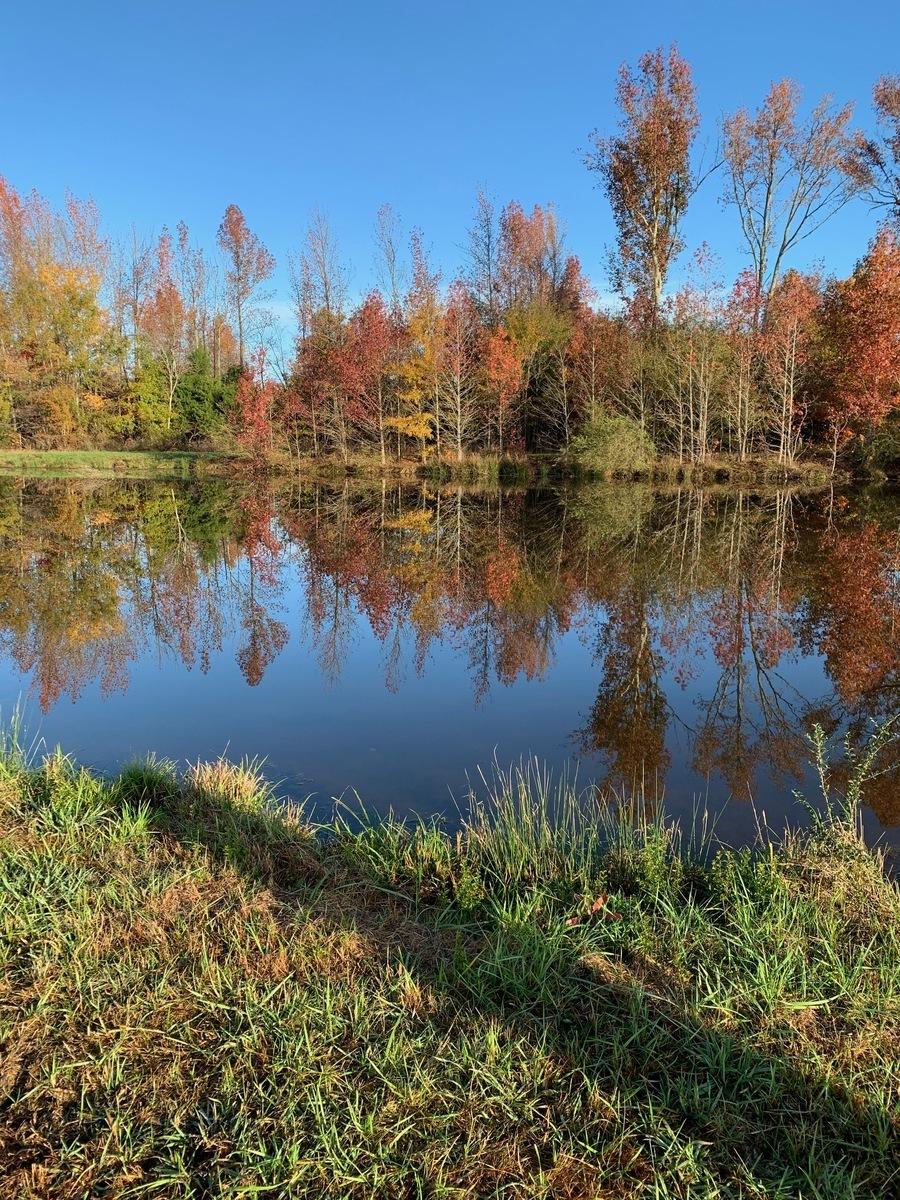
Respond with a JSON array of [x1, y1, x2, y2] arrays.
[[3, 0, 897, 315]]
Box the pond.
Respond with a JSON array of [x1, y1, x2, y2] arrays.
[[0, 475, 897, 847]]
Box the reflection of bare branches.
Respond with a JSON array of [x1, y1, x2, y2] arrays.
[[301, 569, 356, 688], [577, 596, 670, 813]]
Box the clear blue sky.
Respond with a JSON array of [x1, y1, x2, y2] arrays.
[[3, 0, 897, 312]]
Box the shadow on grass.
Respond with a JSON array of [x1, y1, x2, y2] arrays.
[[117, 759, 900, 1199]]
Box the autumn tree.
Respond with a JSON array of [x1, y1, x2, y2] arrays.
[[495, 202, 566, 310], [569, 308, 633, 426], [483, 326, 523, 454], [235, 346, 277, 457], [854, 75, 900, 218], [0, 178, 110, 445], [291, 309, 349, 459], [217, 204, 275, 364], [400, 232, 444, 455], [440, 282, 480, 461], [372, 206, 419, 458], [342, 291, 396, 463], [288, 212, 350, 458], [0, 177, 30, 440], [663, 246, 728, 463], [723, 269, 764, 458], [141, 228, 188, 431], [760, 270, 822, 463], [817, 225, 900, 457], [487, 204, 587, 446], [722, 81, 859, 308], [586, 45, 700, 319], [209, 312, 240, 381]]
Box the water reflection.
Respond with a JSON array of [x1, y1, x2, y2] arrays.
[[0, 477, 897, 836]]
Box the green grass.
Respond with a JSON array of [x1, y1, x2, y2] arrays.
[[0, 743, 898, 1198], [0, 447, 838, 489], [264, 448, 835, 488], [0, 449, 227, 479]]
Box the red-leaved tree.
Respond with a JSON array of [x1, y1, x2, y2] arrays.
[[235, 347, 277, 457], [483, 327, 523, 454], [818, 225, 900, 459]]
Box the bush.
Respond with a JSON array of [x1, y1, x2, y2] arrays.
[[570, 413, 656, 477], [866, 413, 900, 476]]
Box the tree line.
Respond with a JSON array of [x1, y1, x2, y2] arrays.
[[1, 50, 899, 470]]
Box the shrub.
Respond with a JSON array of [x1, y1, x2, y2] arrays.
[[570, 413, 656, 476]]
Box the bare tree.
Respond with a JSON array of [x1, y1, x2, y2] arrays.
[[292, 209, 347, 319], [854, 75, 900, 218], [374, 203, 406, 315], [175, 222, 209, 352], [288, 250, 315, 340], [116, 225, 152, 377], [467, 187, 498, 324], [722, 81, 860, 309]]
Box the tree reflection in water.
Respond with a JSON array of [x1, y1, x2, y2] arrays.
[[0, 476, 896, 827]]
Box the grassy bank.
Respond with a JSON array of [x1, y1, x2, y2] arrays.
[[1, 747, 898, 1198], [0, 449, 231, 480], [254, 449, 839, 489], [0, 447, 840, 489]]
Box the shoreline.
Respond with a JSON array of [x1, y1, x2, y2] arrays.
[[0, 448, 229, 480], [0, 446, 856, 488]]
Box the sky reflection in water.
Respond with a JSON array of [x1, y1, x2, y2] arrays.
[[0, 476, 897, 847]]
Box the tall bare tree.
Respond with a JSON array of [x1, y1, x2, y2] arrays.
[[175, 221, 209, 352], [722, 81, 859, 310], [290, 209, 347, 320], [467, 188, 498, 324], [116, 226, 152, 377], [374, 203, 406, 315], [854, 75, 900, 219]]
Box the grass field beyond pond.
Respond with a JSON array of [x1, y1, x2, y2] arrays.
[[0, 742, 898, 1198], [0, 449, 223, 479]]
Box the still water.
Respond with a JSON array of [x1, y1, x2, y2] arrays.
[[0, 476, 897, 846]]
